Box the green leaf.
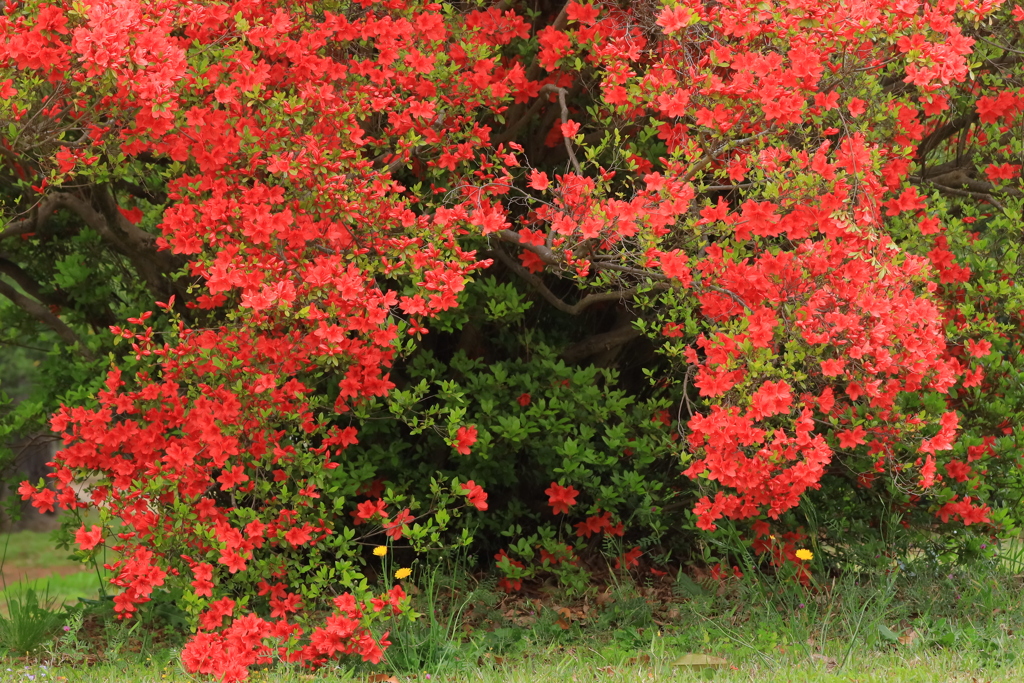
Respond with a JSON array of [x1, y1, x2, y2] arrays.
[[675, 572, 707, 597], [877, 624, 900, 644]]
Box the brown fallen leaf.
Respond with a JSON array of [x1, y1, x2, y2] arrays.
[[899, 628, 918, 646], [478, 654, 506, 667], [671, 653, 729, 668], [809, 653, 838, 671], [367, 674, 400, 683]]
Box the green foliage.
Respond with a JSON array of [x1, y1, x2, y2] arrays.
[[0, 198, 172, 497], [342, 272, 690, 585]]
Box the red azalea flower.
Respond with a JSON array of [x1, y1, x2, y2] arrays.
[[544, 482, 579, 515], [461, 480, 488, 510], [75, 524, 103, 550], [454, 425, 478, 455]]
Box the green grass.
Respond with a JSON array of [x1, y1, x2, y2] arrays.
[[12, 648, 1022, 683], [22, 560, 1024, 683], [0, 529, 113, 610], [0, 532, 1019, 682], [0, 531, 77, 573], [0, 572, 105, 607], [0, 531, 109, 610]]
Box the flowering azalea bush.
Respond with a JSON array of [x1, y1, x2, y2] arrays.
[[2, 0, 1024, 675], [4, 0, 499, 678]]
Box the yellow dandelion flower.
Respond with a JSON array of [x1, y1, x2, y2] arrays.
[[373, 545, 387, 557], [795, 548, 814, 561], [395, 567, 412, 580]]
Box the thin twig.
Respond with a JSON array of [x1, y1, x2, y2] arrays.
[[539, 83, 583, 175], [682, 133, 767, 183]]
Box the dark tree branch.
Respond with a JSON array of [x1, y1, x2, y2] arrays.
[[592, 261, 669, 279], [917, 159, 971, 179], [560, 324, 643, 365], [922, 181, 1005, 210], [114, 177, 168, 205], [917, 112, 978, 164], [0, 254, 117, 328], [494, 93, 550, 145], [0, 278, 94, 360], [0, 216, 40, 242], [912, 170, 1015, 211], [0, 193, 79, 242], [0, 338, 51, 353], [0, 256, 54, 306], [923, 169, 1022, 198], [61, 186, 188, 305], [529, 98, 566, 163], [494, 229, 560, 264], [491, 245, 660, 316]]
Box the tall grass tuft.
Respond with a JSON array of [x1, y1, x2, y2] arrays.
[[382, 559, 498, 675], [0, 585, 66, 654]]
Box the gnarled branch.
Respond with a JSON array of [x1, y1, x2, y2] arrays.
[[0, 256, 54, 306], [491, 245, 658, 316], [0, 193, 81, 242], [917, 112, 978, 164], [61, 186, 188, 304], [0, 254, 117, 328], [0, 278, 94, 360], [560, 324, 643, 365]]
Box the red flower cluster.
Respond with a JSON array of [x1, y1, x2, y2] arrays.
[[181, 590, 404, 682], [454, 426, 478, 455], [573, 511, 623, 539], [494, 549, 526, 592]]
